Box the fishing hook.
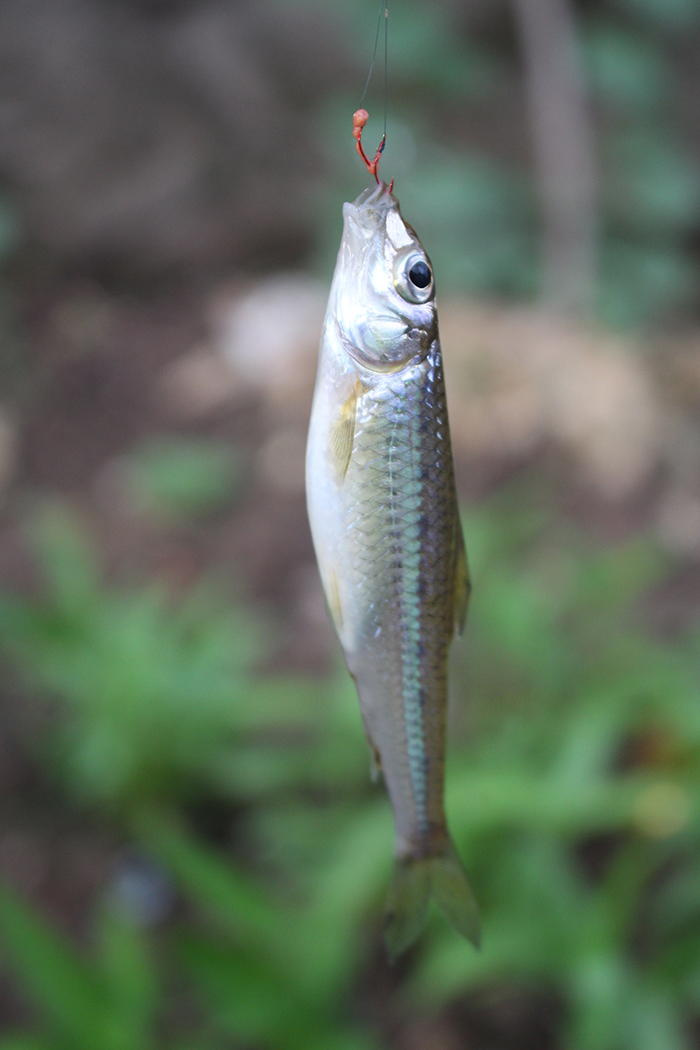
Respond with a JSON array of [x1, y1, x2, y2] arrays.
[[353, 109, 386, 184]]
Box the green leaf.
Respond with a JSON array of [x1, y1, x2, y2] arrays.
[[177, 933, 315, 1046], [0, 882, 108, 1050], [132, 810, 279, 946], [96, 906, 157, 1050]]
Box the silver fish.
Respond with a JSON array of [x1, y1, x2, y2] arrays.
[[306, 179, 479, 956]]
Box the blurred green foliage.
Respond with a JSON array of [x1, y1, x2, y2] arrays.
[[115, 439, 245, 523], [0, 491, 698, 1048]]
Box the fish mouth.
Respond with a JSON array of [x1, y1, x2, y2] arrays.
[[344, 181, 397, 230], [354, 180, 394, 208]]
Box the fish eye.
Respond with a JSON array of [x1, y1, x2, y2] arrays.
[[409, 260, 431, 288], [393, 251, 434, 304]]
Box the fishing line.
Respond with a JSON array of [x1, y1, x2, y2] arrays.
[[383, 1, 388, 139], [359, 0, 389, 140], [354, 1, 389, 181]]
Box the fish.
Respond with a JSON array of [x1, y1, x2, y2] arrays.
[[305, 174, 479, 958]]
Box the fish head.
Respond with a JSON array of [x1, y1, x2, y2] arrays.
[[331, 181, 437, 373]]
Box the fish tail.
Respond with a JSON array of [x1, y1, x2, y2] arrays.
[[428, 839, 481, 949], [384, 838, 480, 959], [384, 854, 431, 959]]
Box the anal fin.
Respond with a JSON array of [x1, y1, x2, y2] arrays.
[[369, 741, 382, 783], [359, 708, 383, 783]]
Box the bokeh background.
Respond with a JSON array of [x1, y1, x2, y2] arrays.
[[0, 1, 699, 1047]]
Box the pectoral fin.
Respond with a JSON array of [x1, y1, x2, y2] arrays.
[[453, 520, 471, 635], [328, 384, 359, 481]]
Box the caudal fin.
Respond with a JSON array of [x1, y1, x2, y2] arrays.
[[384, 840, 480, 959]]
